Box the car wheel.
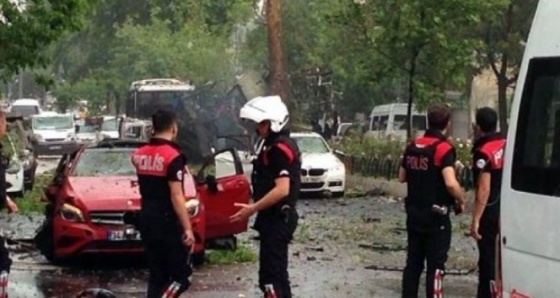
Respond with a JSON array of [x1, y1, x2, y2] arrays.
[[34, 220, 58, 264], [333, 191, 345, 198], [191, 250, 205, 267]]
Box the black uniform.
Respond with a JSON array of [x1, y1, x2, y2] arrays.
[[252, 132, 300, 298], [131, 138, 191, 298], [472, 133, 505, 298], [401, 130, 456, 298], [0, 143, 11, 275]]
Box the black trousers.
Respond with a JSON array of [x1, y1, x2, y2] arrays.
[[141, 232, 192, 298], [257, 210, 298, 298], [476, 211, 499, 298], [0, 235, 11, 273], [402, 225, 451, 298]]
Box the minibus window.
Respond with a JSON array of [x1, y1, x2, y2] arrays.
[[512, 57, 560, 195]]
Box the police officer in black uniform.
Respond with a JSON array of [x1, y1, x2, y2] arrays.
[[399, 104, 465, 298], [231, 95, 300, 298], [470, 107, 506, 298], [0, 110, 18, 297], [131, 110, 195, 298]]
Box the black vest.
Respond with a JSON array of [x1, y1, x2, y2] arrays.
[[252, 133, 301, 215], [472, 133, 506, 211], [403, 137, 454, 231]]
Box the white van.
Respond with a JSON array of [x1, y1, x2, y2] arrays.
[[31, 113, 79, 156], [365, 103, 427, 140], [499, 1, 560, 297], [11, 99, 42, 117]]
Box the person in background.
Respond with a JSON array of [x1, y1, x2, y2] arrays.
[[398, 104, 466, 298], [131, 109, 195, 298], [0, 110, 19, 298], [470, 107, 506, 298], [231, 95, 300, 298]]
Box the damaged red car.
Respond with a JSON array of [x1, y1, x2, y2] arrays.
[[34, 139, 252, 265]]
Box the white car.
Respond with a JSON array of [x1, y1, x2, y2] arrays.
[[100, 116, 120, 139], [215, 132, 346, 198], [4, 135, 25, 197], [291, 132, 345, 197]]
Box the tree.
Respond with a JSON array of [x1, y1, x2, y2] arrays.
[[48, 0, 253, 109], [479, 0, 538, 132], [265, 0, 290, 103], [0, 0, 91, 80], [346, 0, 499, 139]]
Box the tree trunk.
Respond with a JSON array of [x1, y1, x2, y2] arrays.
[[497, 78, 508, 133], [265, 0, 290, 103]]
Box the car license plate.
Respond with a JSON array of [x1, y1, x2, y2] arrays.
[[302, 177, 322, 183], [108, 228, 141, 241], [49, 145, 62, 150]]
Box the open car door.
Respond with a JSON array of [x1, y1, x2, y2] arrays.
[[196, 148, 251, 240]]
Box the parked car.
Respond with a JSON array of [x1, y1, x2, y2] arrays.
[[4, 115, 38, 196], [31, 112, 79, 156], [34, 139, 252, 265], [292, 132, 346, 197], [99, 116, 120, 140], [75, 123, 99, 145], [10, 99, 42, 118]]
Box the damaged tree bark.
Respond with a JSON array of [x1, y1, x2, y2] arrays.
[[265, 0, 290, 104]]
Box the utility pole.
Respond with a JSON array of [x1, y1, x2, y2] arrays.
[[265, 0, 290, 104]]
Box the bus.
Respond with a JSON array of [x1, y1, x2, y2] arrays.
[[499, 1, 560, 296], [125, 78, 195, 118]]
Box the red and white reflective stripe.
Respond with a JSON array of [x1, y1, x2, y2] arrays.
[[433, 269, 444, 298], [0, 271, 8, 298], [490, 280, 503, 298], [161, 281, 181, 298]]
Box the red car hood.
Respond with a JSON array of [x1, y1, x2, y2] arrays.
[[67, 176, 141, 211]]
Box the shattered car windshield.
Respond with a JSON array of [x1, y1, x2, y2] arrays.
[[71, 148, 135, 177], [32, 116, 73, 130], [293, 136, 330, 154]]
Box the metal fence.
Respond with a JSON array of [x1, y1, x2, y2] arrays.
[[336, 153, 475, 191]]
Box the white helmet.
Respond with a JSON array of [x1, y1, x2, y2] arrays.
[[239, 95, 289, 132]]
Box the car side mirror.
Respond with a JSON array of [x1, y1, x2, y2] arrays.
[[205, 175, 219, 194], [75, 125, 80, 133], [334, 149, 345, 156]]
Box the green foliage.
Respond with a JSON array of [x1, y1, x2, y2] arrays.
[[18, 171, 54, 214], [206, 245, 257, 265], [49, 0, 253, 110], [0, 0, 91, 80]]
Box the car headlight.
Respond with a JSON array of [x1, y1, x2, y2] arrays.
[[329, 163, 345, 173], [33, 134, 44, 142], [6, 159, 20, 174], [60, 203, 85, 222], [185, 199, 200, 218]]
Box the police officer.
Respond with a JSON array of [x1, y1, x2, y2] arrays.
[[470, 107, 505, 298], [0, 110, 19, 297], [131, 109, 195, 298], [230, 95, 300, 298], [399, 104, 465, 298]]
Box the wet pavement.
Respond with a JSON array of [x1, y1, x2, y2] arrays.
[[3, 158, 479, 297]]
